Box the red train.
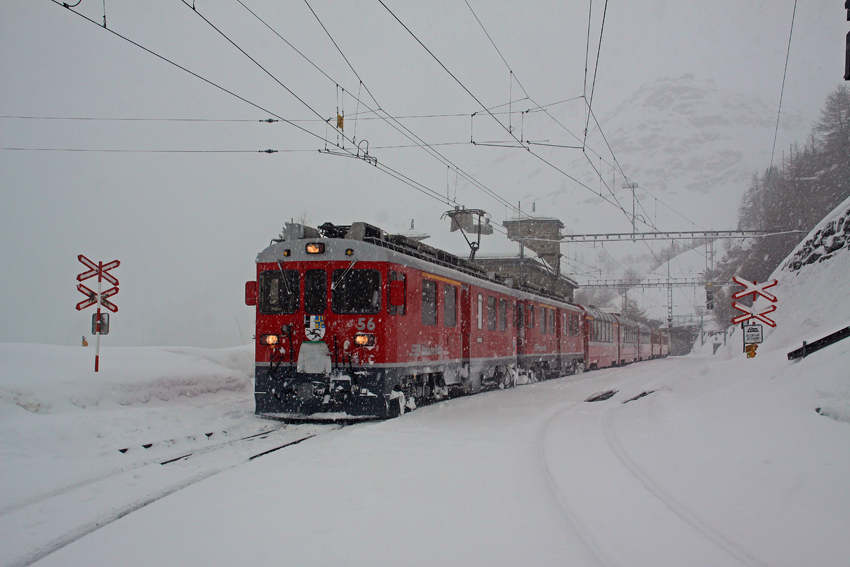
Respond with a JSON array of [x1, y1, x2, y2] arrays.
[[245, 222, 668, 419]]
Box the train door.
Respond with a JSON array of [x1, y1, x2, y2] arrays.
[[579, 307, 590, 368], [515, 300, 527, 362], [614, 316, 622, 365], [555, 308, 563, 375], [460, 284, 471, 369]]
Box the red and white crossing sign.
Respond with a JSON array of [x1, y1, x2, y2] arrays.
[[76, 283, 98, 311], [77, 255, 120, 287], [731, 276, 778, 302], [75, 255, 120, 372], [731, 276, 779, 334], [732, 302, 777, 327]]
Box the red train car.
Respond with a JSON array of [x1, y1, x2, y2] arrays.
[[246, 221, 667, 419], [651, 328, 670, 359], [580, 306, 619, 370]]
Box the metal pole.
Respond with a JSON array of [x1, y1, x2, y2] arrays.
[[95, 261, 102, 372]]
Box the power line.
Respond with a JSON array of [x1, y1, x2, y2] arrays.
[[461, 1, 658, 231], [464, 1, 705, 240], [49, 0, 333, 148], [378, 0, 525, 149], [767, 0, 798, 185], [383, 0, 638, 225], [183, 1, 473, 211], [0, 147, 290, 153], [283, 0, 536, 219], [583, 0, 609, 148], [0, 115, 270, 123], [48, 0, 465, 214]]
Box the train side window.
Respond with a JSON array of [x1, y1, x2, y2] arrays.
[[527, 305, 534, 329], [388, 271, 406, 316], [259, 269, 299, 314], [549, 309, 555, 335], [304, 269, 327, 315], [540, 307, 547, 334], [487, 296, 496, 331], [516, 304, 524, 329], [499, 299, 507, 331], [444, 285, 457, 327], [477, 293, 483, 330], [422, 279, 437, 326]]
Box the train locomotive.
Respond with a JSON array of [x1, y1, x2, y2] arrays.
[[245, 221, 668, 420]]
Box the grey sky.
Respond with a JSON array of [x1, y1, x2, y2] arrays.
[[1, 1, 845, 347]]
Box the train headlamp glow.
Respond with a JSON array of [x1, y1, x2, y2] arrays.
[[354, 333, 376, 347], [260, 334, 280, 346], [306, 243, 325, 254], [345, 248, 354, 256], [282, 249, 291, 257]]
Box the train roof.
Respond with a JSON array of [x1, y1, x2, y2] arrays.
[[262, 221, 576, 305]]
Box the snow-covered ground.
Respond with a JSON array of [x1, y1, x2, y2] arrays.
[[2, 201, 849, 567]]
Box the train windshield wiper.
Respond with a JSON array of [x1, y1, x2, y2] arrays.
[[331, 260, 358, 291], [277, 260, 293, 296]]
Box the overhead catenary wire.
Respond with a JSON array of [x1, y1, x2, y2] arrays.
[[583, 0, 608, 149], [384, 0, 640, 227], [0, 97, 575, 124], [766, 0, 798, 187], [234, 0, 513, 218], [465, 0, 706, 239], [189, 0, 494, 214], [299, 0, 533, 219], [47, 1, 479, 215], [184, 0, 543, 232], [0, 115, 276, 123], [49, 0, 332, 149], [464, 1, 661, 231], [0, 147, 287, 153]]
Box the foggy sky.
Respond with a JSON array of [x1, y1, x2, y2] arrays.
[[1, 1, 845, 348]]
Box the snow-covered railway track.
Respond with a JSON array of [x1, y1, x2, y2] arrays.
[[0, 426, 283, 517], [1, 423, 340, 567], [540, 358, 771, 566], [601, 404, 769, 567]]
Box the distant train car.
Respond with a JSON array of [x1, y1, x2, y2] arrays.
[[580, 306, 619, 370], [651, 327, 670, 359], [246, 221, 667, 419], [615, 315, 639, 365]]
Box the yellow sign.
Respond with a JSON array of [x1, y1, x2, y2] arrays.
[[745, 343, 758, 358], [336, 114, 344, 130]]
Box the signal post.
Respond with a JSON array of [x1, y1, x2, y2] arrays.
[[76, 254, 120, 371], [730, 276, 778, 358]]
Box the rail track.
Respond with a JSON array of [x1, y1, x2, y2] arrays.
[[1, 422, 342, 567]]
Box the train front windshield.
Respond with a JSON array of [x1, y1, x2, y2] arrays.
[[259, 270, 299, 314], [332, 269, 381, 314]]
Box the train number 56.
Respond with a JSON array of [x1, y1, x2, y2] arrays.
[[357, 317, 376, 331]]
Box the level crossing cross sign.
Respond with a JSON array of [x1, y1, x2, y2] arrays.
[[732, 302, 778, 327], [731, 276, 778, 302], [731, 277, 779, 356], [75, 254, 120, 372]]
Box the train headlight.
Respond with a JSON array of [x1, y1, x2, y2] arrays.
[[354, 333, 376, 347], [306, 243, 325, 254], [345, 248, 354, 256], [260, 334, 280, 346]]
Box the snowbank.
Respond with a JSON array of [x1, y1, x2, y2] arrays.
[[0, 344, 254, 415]]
